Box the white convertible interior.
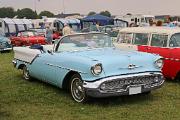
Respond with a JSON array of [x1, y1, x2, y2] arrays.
[[14, 45, 54, 63]]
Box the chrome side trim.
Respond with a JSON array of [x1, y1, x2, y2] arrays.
[[83, 72, 163, 89], [164, 57, 180, 62], [45, 63, 87, 74], [3, 48, 12, 51]]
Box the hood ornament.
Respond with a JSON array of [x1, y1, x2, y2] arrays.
[[119, 64, 142, 70], [128, 64, 138, 69]]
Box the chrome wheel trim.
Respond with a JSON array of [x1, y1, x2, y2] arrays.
[[23, 66, 30, 80], [71, 77, 85, 103]]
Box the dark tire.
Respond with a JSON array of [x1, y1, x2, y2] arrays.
[[70, 74, 88, 103], [175, 72, 180, 82], [23, 65, 31, 81], [142, 91, 151, 95]]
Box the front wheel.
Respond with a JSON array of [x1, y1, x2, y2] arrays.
[[175, 72, 180, 82], [142, 91, 151, 95], [70, 74, 87, 103], [23, 65, 31, 81]]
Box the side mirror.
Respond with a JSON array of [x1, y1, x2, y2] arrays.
[[47, 50, 53, 55]]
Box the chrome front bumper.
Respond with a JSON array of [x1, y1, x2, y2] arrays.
[[0, 47, 12, 51], [83, 72, 164, 98]]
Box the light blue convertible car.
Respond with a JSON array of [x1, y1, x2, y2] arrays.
[[13, 33, 164, 103], [0, 35, 12, 52]]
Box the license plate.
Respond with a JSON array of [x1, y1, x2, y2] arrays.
[[129, 86, 141, 95]]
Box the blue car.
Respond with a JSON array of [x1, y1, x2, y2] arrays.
[[0, 36, 12, 52], [13, 33, 164, 103]]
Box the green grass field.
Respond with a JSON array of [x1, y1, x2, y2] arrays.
[[0, 52, 180, 120]]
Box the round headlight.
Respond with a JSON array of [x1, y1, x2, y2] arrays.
[[91, 64, 102, 75], [155, 58, 164, 69]]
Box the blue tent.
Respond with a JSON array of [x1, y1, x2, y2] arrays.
[[82, 14, 113, 26]]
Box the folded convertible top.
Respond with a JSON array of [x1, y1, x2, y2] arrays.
[[13, 45, 54, 63], [14, 47, 41, 63]]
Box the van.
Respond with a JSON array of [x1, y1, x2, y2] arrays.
[[115, 27, 180, 80], [116, 14, 155, 27]]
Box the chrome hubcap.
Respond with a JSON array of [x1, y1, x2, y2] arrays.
[[71, 78, 85, 102], [23, 66, 30, 80]]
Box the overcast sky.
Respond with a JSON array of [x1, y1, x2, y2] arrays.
[[0, 0, 179, 15]]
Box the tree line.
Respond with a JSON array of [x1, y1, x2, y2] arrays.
[[0, 7, 54, 19], [88, 11, 111, 17], [0, 7, 112, 19]]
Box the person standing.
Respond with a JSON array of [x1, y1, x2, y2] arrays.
[[95, 22, 100, 31], [45, 26, 53, 44], [156, 20, 163, 26], [166, 17, 175, 27], [62, 23, 73, 36]]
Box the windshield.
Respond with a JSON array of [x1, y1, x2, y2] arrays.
[[56, 33, 113, 52], [21, 31, 38, 36]]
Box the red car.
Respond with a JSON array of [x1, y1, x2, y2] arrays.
[[10, 31, 46, 46], [53, 31, 61, 40], [115, 27, 180, 80]]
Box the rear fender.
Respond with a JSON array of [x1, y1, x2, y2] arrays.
[[15, 60, 28, 70]]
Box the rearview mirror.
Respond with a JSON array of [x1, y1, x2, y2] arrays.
[[47, 50, 53, 55]]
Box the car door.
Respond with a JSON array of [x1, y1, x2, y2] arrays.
[[167, 33, 180, 79], [147, 33, 170, 77], [29, 53, 63, 86], [29, 40, 66, 86]]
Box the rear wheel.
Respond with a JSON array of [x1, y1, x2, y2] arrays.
[[175, 72, 180, 82], [23, 65, 31, 81], [70, 74, 87, 103]]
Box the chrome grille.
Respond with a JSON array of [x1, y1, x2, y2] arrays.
[[0, 42, 5, 48], [100, 74, 163, 91], [0, 42, 11, 49]]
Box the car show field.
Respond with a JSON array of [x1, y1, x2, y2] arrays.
[[1, 0, 180, 119], [0, 52, 180, 120]]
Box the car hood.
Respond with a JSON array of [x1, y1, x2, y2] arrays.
[[70, 48, 160, 76]]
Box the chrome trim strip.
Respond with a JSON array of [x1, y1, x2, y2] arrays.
[[46, 63, 87, 74], [83, 72, 163, 89], [3, 48, 12, 50], [164, 57, 180, 62]]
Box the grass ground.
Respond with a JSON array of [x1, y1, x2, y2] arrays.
[[0, 52, 180, 120]]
